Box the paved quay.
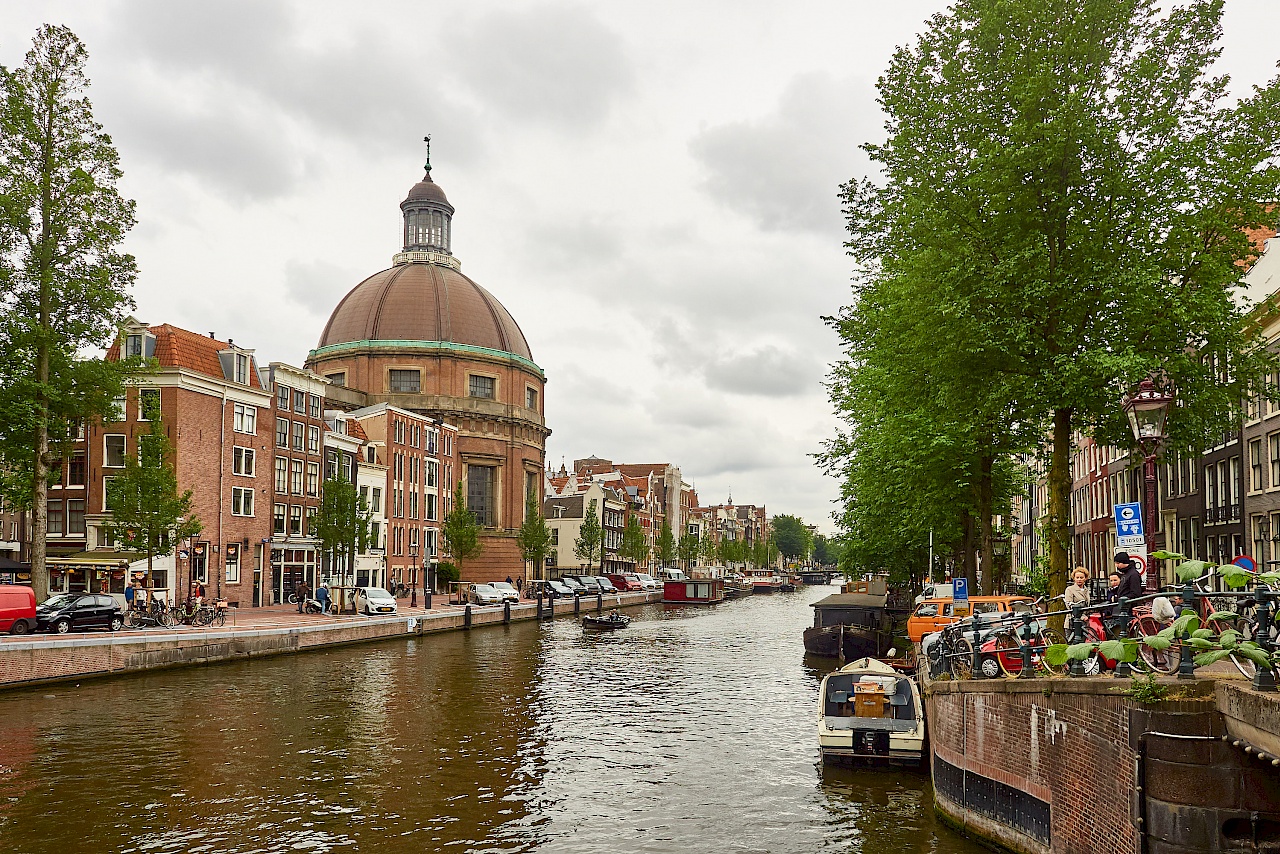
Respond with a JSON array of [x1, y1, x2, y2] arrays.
[[0, 590, 660, 691]]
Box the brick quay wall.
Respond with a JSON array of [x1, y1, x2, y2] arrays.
[[924, 676, 1280, 854], [0, 591, 660, 691]]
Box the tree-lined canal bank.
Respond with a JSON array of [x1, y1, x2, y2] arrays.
[[0, 586, 986, 853]]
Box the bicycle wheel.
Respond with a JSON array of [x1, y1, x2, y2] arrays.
[[211, 610, 226, 628], [124, 610, 141, 629], [952, 637, 975, 680], [159, 608, 178, 629], [994, 632, 1025, 678], [1227, 618, 1258, 680], [1038, 629, 1067, 676]]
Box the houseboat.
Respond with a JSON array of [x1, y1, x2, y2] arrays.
[[662, 577, 725, 604], [803, 592, 894, 660], [743, 568, 784, 593], [722, 573, 754, 598], [817, 657, 925, 765]]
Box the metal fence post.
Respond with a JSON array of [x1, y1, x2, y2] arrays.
[[1177, 580, 1198, 680], [1253, 587, 1277, 692], [1114, 597, 1133, 678], [1019, 612, 1034, 678], [1068, 604, 1085, 678]]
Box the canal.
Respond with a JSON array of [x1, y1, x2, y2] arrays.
[[0, 585, 986, 854]]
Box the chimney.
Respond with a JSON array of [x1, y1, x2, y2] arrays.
[[208, 332, 215, 338]]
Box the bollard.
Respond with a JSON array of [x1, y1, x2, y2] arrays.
[[1113, 597, 1131, 678], [464, 604, 472, 629], [574, 595, 580, 616], [1068, 604, 1085, 678], [425, 590, 432, 610], [596, 592, 603, 614], [1019, 612, 1034, 678], [504, 600, 511, 624], [537, 594, 544, 620]]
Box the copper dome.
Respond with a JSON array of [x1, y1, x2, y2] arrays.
[[317, 262, 534, 362], [403, 176, 451, 206]]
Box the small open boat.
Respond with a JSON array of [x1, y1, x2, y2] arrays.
[[583, 612, 631, 631], [817, 657, 925, 766]]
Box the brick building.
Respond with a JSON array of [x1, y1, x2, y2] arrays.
[[305, 157, 546, 583]]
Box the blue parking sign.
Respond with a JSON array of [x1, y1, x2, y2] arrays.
[[953, 577, 968, 603], [1114, 502, 1144, 539]]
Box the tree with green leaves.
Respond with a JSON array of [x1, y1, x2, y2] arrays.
[[0, 25, 140, 601], [697, 533, 717, 567], [517, 488, 553, 580], [771, 515, 812, 561], [813, 535, 831, 566], [830, 0, 1280, 602], [619, 515, 648, 567], [444, 481, 482, 578], [677, 531, 698, 571], [574, 499, 602, 570], [656, 521, 676, 569], [312, 478, 372, 586], [103, 413, 201, 592]]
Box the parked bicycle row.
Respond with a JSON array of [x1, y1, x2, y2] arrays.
[[917, 552, 1280, 689]]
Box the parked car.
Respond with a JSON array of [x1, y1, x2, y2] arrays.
[[491, 581, 521, 603], [470, 584, 504, 605], [572, 576, 602, 594], [529, 579, 573, 599], [36, 593, 124, 634], [559, 577, 588, 595], [593, 576, 618, 593], [907, 595, 1035, 643], [356, 587, 399, 615], [0, 584, 37, 635], [635, 573, 660, 590], [606, 574, 643, 592]]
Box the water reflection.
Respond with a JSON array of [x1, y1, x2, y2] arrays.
[[0, 588, 984, 854]]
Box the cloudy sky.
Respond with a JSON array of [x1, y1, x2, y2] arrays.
[[4, 2, 1279, 533]]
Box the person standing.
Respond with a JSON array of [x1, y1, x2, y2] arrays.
[[1064, 567, 1091, 608], [1113, 552, 1143, 602], [295, 580, 309, 614], [316, 583, 330, 615], [124, 581, 136, 611]]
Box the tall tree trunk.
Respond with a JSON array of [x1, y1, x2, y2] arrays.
[[977, 453, 995, 595], [961, 512, 978, 591], [1046, 407, 1073, 628]]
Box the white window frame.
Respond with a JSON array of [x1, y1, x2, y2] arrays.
[[233, 404, 256, 435], [231, 486, 254, 517], [233, 447, 256, 477], [103, 435, 126, 468]]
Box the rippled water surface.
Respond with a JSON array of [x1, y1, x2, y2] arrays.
[[0, 586, 986, 853]]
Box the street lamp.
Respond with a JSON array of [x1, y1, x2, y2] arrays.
[[1122, 375, 1175, 592], [1259, 516, 1271, 571]]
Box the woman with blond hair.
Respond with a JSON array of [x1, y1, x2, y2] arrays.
[[1064, 566, 1091, 607]]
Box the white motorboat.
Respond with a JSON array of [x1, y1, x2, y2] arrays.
[[817, 656, 925, 765]]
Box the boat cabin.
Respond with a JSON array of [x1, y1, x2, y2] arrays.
[[662, 578, 725, 604], [810, 593, 890, 632]]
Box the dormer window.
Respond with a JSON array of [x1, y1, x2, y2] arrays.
[[234, 353, 249, 385], [125, 334, 143, 358]]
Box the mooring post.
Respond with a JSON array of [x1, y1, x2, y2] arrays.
[[596, 592, 603, 614], [464, 604, 472, 629], [537, 594, 544, 620], [503, 600, 511, 624], [574, 595, 580, 616]]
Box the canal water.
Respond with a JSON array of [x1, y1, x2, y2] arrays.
[[0, 585, 987, 854]]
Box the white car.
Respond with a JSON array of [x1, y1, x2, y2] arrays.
[[491, 581, 521, 603], [471, 584, 504, 605], [357, 587, 398, 615], [635, 573, 660, 590], [914, 582, 955, 605]]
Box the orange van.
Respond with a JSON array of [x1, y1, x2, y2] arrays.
[[0, 584, 37, 635], [907, 595, 1036, 643]]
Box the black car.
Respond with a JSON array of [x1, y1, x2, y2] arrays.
[[37, 594, 124, 634]]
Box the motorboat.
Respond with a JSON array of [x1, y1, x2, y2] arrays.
[[722, 574, 754, 598], [817, 657, 925, 765], [582, 612, 631, 631]]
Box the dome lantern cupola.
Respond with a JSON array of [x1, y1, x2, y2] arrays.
[[399, 135, 455, 258]]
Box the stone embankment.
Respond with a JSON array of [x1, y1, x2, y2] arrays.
[[923, 674, 1280, 854], [0, 591, 660, 691]]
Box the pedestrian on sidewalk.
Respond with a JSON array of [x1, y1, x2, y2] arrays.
[[296, 580, 309, 614], [124, 581, 137, 611], [1064, 567, 1090, 608], [1113, 552, 1143, 602], [316, 583, 330, 615]]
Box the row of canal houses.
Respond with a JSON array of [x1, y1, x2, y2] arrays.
[[1014, 223, 1280, 587], [541, 456, 770, 576], [0, 317, 459, 608]]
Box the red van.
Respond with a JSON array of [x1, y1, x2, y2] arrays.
[[0, 584, 37, 635]]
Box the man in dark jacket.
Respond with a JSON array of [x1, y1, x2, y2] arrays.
[[1113, 552, 1144, 602]]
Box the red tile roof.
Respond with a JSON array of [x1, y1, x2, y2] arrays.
[[107, 324, 262, 388], [346, 419, 369, 442]]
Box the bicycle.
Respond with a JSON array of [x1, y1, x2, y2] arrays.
[[989, 598, 1068, 677]]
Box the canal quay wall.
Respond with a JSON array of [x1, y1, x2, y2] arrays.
[[923, 676, 1280, 854], [0, 591, 660, 691]]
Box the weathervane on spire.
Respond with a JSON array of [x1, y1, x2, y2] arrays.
[[423, 134, 432, 174]]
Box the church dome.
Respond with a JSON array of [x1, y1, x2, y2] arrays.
[[317, 262, 533, 362], [314, 153, 535, 365]]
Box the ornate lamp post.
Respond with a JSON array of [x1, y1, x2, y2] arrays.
[[1260, 516, 1271, 571], [1122, 376, 1175, 593]]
